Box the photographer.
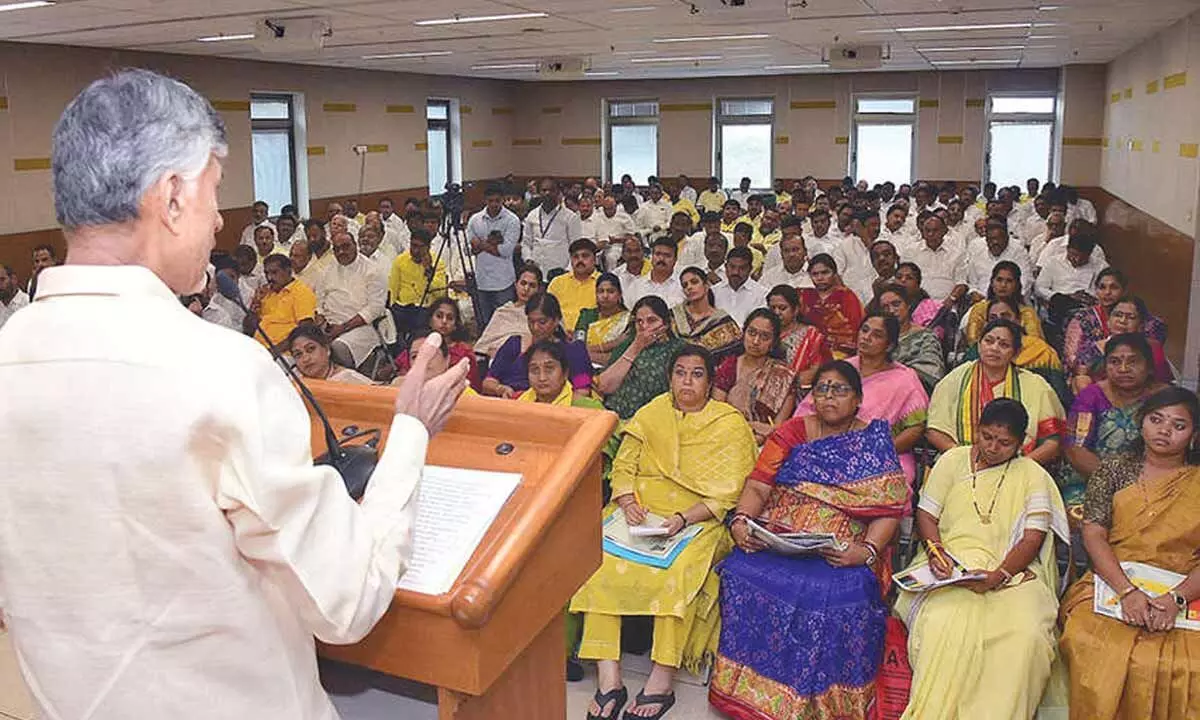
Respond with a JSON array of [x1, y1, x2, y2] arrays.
[[467, 183, 521, 327]]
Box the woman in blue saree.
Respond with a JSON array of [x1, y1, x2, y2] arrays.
[[710, 361, 911, 720]]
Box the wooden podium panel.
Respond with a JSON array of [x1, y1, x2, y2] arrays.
[[303, 382, 616, 719]]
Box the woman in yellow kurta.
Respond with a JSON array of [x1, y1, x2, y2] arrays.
[[927, 318, 1065, 467], [897, 398, 1069, 720], [1060, 386, 1200, 720], [571, 344, 757, 720]]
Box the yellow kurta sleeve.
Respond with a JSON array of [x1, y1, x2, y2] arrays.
[[927, 364, 965, 441], [609, 430, 644, 501], [917, 446, 966, 519]]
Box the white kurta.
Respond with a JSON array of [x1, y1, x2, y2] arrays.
[[523, 203, 582, 272], [965, 239, 1034, 297], [901, 242, 970, 303], [316, 255, 388, 365], [0, 289, 30, 330], [0, 264, 426, 720], [713, 278, 768, 327]]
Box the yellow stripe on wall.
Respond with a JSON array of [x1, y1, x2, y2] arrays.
[[660, 102, 713, 112], [513, 138, 543, 146], [472, 139, 494, 148], [791, 100, 836, 110], [491, 106, 514, 115], [1131, 139, 1144, 152], [414, 142, 428, 151], [1153, 140, 1161, 153], [1181, 143, 1199, 159], [366, 144, 389, 153], [461, 105, 473, 114], [306, 146, 326, 156], [541, 106, 562, 114], [1063, 137, 1104, 147], [0, 96, 7, 110], [14, 157, 51, 171], [1103, 137, 1110, 148], [937, 135, 963, 145], [386, 104, 415, 114], [1165, 72, 1188, 89], [775, 136, 789, 145], [210, 99, 250, 112], [323, 102, 357, 112], [1111, 92, 1122, 104], [562, 137, 602, 146], [1123, 87, 1133, 99], [1146, 80, 1160, 95], [965, 98, 985, 108], [919, 99, 940, 109], [834, 136, 849, 145]]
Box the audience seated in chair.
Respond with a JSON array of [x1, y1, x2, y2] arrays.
[[287, 323, 371, 385]]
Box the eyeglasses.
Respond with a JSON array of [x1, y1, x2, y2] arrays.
[[812, 382, 855, 398], [1110, 310, 1139, 322]]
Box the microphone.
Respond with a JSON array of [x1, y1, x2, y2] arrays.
[[214, 271, 379, 500]]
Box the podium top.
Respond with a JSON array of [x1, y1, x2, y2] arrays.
[[304, 381, 617, 629]]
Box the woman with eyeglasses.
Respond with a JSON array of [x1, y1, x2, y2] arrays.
[[712, 308, 796, 445], [1060, 386, 1200, 719], [1084, 295, 1174, 387], [573, 345, 756, 720], [896, 398, 1069, 720], [794, 313, 929, 488], [481, 292, 592, 400], [711, 361, 909, 720], [927, 318, 1066, 467]]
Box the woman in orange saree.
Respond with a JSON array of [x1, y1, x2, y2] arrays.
[[1060, 386, 1200, 720]]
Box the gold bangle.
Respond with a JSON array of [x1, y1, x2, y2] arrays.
[[1118, 585, 1140, 600], [997, 566, 1013, 582]]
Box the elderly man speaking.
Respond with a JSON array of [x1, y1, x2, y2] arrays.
[[0, 70, 469, 718]]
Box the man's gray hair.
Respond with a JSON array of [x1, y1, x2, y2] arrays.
[[52, 68, 228, 229]]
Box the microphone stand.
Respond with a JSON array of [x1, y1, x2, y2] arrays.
[[216, 273, 378, 499]]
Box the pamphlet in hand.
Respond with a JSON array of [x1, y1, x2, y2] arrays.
[[744, 517, 847, 556], [892, 548, 989, 592], [603, 511, 702, 569], [1094, 561, 1200, 631]]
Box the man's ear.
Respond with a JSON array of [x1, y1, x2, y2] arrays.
[[153, 171, 187, 236]]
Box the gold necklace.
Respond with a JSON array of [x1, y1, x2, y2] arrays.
[[970, 450, 1012, 525]]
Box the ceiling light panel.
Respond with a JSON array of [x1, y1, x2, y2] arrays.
[[414, 12, 547, 26]]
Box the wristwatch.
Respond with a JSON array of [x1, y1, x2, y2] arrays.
[[1169, 589, 1188, 611]]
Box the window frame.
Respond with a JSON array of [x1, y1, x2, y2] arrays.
[[984, 92, 1057, 187], [426, 99, 455, 192], [603, 98, 659, 184], [249, 92, 298, 211], [850, 92, 918, 185], [715, 96, 775, 191]]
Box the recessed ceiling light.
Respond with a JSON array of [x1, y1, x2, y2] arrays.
[[654, 33, 770, 43], [196, 33, 256, 42], [763, 64, 828, 70], [610, 5, 657, 12], [0, 0, 53, 12], [470, 63, 538, 70], [918, 45, 1025, 52], [415, 12, 548, 26], [630, 55, 722, 63], [1038, 5, 1061, 10], [862, 23, 1039, 34], [931, 59, 1021, 65], [585, 71, 621, 76], [362, 50, 453, 59]]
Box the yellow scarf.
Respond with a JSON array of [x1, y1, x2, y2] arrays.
[[957, 361, 1019, 445], [517, 381, 573, 407]]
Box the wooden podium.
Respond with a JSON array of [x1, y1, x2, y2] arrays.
[[302, 381, 616, 720]]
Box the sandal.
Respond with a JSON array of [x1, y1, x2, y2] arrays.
[[622, 690, 676, 719], [587, 685, 629, 720]]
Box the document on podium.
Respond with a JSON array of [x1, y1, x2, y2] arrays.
[[396, 465, 523, 596]]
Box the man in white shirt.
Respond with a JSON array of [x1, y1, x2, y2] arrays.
[[868, 240, 900, 300], [759, 234, 814, 291], [1035, 229, 1108, 328], [239, 200, 275, 247], [713, 247, 767, 326], [357, 223, 396, 284], [831, 213, 876, 304], [1029, 210, 1067, 268], [729, 177, 753, 210], [804, 209, 838, 260], [1064, 186, 1098, 225], [466, 184, 522, 327], [700, 231, 730, 285], [677, 174, 698, 205], [1019, 195, 1050, 250], [880, 203, 914, 252], [0, 69, 469, 720], [0, 264, 30, 330], [377, 197, 410, 255], [275, 215, 301, 250], [577, 194, 600, 241], [629, 236, 684, 307], [612, 235, 650, 297], [316, 231, 388, 370], [1036, 218, 1108, 270], [903, 214, 969, 304], [966, 219, 1033, 299], [634, 183, 675, 241], [593, 195, 638, 271], [523, 178, 581, 273]]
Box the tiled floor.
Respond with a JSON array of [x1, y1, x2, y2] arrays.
[[1, 634, 722, 719]]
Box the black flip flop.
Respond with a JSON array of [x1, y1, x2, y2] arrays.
[[622, 689, 676, 719], [587, 685, 629, 720]]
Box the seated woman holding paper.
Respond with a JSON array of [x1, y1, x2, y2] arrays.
[[709, 361, 910, 720], [895, 398, 1069, 720], [1059, 386, 1200, 720], [571, 344, 757, 720]]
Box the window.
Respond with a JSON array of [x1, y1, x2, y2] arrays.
[[851, 94, 916, 186], [716, 98, 774, 190], [605, 100, 658, 184], [250, 95, 298, 214], [426, 100, 453, 193], [986, 94, 1056, 188]]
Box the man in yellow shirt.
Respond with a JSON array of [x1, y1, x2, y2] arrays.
[[667, 183, 700, 225], [753, 208, 783, 251], [244, 254, 318, 348], [772, 179, 792, 208], [720, 199, 745, 235], [547, 238, 599, 334], [388, 227, 446, 308], [732, 222, 764, 277], [697, 176, 728, 214]]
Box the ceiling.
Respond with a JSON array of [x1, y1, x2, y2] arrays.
[[2, 0, 1199, 81]]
